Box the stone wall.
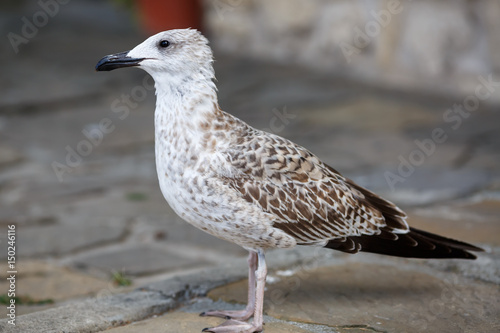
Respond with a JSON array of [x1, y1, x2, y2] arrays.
[[204, 0, 500, 102]]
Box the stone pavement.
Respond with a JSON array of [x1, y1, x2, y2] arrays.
[[0, 1, 499, 333]]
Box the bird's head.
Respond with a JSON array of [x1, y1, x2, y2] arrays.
[[96, 29, 214, 83]]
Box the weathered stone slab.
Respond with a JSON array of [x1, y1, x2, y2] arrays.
[[408, 199, 500, 246], [139, 214, 248, 256], [10, 222, 126, 258], [0, 260, 110, 299], [0, 145, 22, 168], [104, 311, 314, 333], [0, 289, 176, 333], [72, 243, 208, 276], [0, 260, 110, 317], [208, 262, 500, 333]]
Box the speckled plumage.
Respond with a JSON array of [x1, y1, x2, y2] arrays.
[[154, 100, 410, 253], [96, 29, 483, 333]]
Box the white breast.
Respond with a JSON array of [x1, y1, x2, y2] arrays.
[[151, 77, 296, 250]]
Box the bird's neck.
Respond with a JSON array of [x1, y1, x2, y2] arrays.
[[153, 71, 222, 152], [155, 69, 220, 120]]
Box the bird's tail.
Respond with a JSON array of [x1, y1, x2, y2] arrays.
[[324, 227, 484, 259]]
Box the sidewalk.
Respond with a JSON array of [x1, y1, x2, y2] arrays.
[[2, 247, 499, 332], [0, 2, 499, 332]]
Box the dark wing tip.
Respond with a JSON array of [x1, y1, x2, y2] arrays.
[[324, 227, 483, 260]]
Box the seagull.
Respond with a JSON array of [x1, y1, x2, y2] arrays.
[[96, 29, 483, 333]]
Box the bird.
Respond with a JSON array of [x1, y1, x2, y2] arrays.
[[96, 29, 483, 333]]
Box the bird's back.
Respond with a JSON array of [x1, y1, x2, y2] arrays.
[[204, 111, 483, 258]]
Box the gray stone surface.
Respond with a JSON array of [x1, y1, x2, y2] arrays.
[[209, 261, 500, 333], [104, 310, 329, 333], [2, 248, 497, 333], [0, 253, 250, 333], [0, 290, 176, 333], [0, 145, 22, 168], [72, 243, 209, 276], [13, 222, 127, 258], [0, 260, 110, 317]]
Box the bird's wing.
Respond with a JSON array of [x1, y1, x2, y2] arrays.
[[224, 130, 409, 246]]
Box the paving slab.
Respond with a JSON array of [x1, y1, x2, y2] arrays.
[[0, 145, 22, 169], [208, 262, 500, 333], [179, 298, 338, 333], [0, 260, 110, 317], [0, 289, 176, 333], [104, 311, 316, 333], [0, 252, 251, 333], [8, 221, 127, 258], [1, 247, 497, 333], [0, 1, 141, 110], [408, 198, 500, 246], [103, 312, 223, 333], [71, 243, 210, 277], [136, 214, 248, 256], [0, 260, 110, 300], [355, 167, 494, 207]]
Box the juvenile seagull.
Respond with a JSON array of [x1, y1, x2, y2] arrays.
[[96, 29, 483, 333]]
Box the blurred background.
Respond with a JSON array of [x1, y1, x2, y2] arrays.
[[0, 0, 499, 317]]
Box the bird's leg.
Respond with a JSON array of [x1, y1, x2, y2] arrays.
[[250, 250, 267, 331], [202, 250, 267, 333], [201, 251, 257, 320]]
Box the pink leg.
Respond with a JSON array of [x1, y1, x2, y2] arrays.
[[202, 250, 267, 333], [200, 251, 257, 320]]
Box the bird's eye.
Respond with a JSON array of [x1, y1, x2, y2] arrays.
[[159, 40, 170, 48]]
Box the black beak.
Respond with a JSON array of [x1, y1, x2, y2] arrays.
[[95, 51, 145, 71]]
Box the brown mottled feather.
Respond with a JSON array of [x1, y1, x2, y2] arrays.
[[223, 116, 482, 259]]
